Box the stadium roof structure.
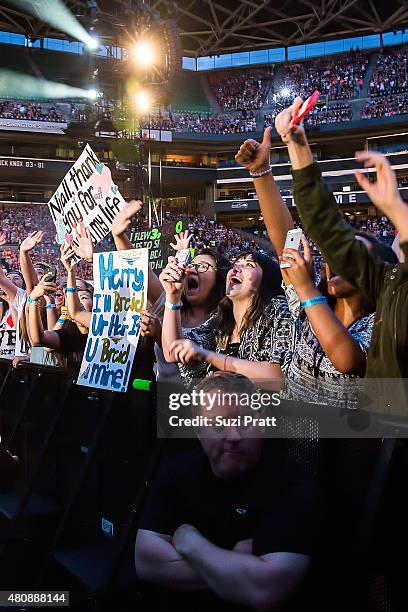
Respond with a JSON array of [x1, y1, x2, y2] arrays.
[[1, 0, 408, 56]]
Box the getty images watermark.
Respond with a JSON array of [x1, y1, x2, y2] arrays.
[[158, 385, 282, 435]]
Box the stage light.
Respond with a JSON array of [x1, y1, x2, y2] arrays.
[[135, 90, 150, 113], [87, 36, 99, 50], [280, 87, 292, 98], [133, 40, 155, 67], [87, 89, 98, 100]]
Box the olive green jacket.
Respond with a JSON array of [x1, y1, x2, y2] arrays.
[[292, 162, 408, 379]]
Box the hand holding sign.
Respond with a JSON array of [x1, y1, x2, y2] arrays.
[[111, 200, 143, 237]]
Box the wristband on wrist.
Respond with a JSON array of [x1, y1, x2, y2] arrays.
[[57, 317, 66, 325], [66, 287, 77, 293], [301, 296, 328, 309], [27, 297, 38, 305], [165, 300, 183, 311], [46, 303, 56, 309], [249, 165, 273, 178]]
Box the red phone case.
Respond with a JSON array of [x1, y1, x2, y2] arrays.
[[290, 91, 320, 127]]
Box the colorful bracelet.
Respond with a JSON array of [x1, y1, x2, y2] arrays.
[[46, 303, 56, 309], [27, 297, 38, 305], [165, 301, 182, 310], [57, 317, 66, 325], [66, 287, 78, 293], [249, 165, 273, 178], [301, 296, 328, 309]]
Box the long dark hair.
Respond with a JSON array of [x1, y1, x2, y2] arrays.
[[214, 250, 283, 345], [182, 248, 231, 315]]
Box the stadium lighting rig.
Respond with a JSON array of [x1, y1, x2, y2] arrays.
[[132, 39, 156, 67], [135, 90, 150, 113]]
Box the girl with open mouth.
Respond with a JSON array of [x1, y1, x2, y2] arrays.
[[160, 248, 295, 388]]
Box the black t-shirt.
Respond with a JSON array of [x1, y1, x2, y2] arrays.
[[139, 440, 319, 557], [55, 321, 87, 355]]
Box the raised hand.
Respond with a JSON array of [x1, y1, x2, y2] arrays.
[[280, 235, 316, 299], [74, 221, 93, 263], [355, 151, 401, 213], [159, 255, 186, 300], [170, 230, 193, 252], [275, 97, 305, 144], [111, 200, 143, 237], [140, 310, 162, 342], [235, 127, 271, 175], [60, 243, 75, 272], [20, 231, 44, 253], [29, 276, 57, 301]]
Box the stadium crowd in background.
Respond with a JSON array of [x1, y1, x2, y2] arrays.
[[208, 68, 273, 111], [280, 51, 368, 101], [0, 100, 65, 122]]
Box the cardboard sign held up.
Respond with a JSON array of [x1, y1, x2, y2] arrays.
[[76, 248, 149, 393], [47, 144, 126, 262]]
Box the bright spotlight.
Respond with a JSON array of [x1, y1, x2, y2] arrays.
[[133, 41, 155, 67], [280, 87, 291, 98], [87, 89, 98, 100], [135, 91, 150, 113], [87, 36, 99, 50]]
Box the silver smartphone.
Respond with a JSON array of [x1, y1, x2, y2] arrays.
[[280, 228, 302, 269]]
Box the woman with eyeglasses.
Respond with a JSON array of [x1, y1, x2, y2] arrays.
[[160, 249, 295, 387], [147, 247, 231, 381]]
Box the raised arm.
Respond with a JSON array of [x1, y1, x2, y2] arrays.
[[111, 200, 163, 305], [235, 127, 293, 255], [28, 277, 61, 351], [275, 99, 388, 304], [19, 231, 44, 294], [159, 256, 185, 362], [281, 238, 366, 374], [60, 244, 91, 329], [0, 267, 18, 303]]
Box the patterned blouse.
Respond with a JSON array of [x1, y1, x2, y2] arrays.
[[283, 284, 375, 406], [178, 296, 296, 387]]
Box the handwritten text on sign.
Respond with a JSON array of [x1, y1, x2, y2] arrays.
[[47, 144, 126, 261], [77, 248, 149, 392]]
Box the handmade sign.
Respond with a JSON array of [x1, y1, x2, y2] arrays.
[[47, 144, 126, 262], [0, 311, 15, 360], [130, 217, 190, 273], [77, 248, 149, 392]]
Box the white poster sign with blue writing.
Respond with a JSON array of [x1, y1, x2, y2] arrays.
[[77, 248, 149, 392], [47, 144, 126, 263]]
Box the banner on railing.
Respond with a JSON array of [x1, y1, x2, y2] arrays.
[[47, 144, 126, 263], [77, 248, 148, 392]]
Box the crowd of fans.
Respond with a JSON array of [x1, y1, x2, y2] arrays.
[[361, 93, 408, 119], [280, 51, 368, 101], [1, 100, 407, 612], [0, 100, 65, 122], [369, 46, 408, 96], [144, 111, 257, 134], [208, 68, 273, 111], [264, 101, 353, 129]]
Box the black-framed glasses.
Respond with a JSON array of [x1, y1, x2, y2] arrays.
[[186, 262, 217, 273]]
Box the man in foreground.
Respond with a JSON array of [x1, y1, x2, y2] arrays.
[[135, 372, 319, 611]]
